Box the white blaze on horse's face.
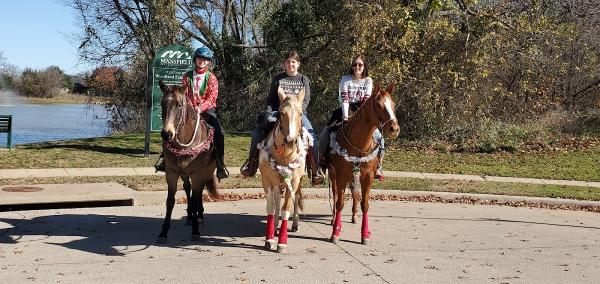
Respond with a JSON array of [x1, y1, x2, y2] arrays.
[[287, 106, 297, 143], [278, 88, 304, 145], [383, 96, 397, 121]]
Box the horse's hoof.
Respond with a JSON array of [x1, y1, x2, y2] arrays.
[[264, 240, 276, 250], [330, 236, 339, 244], [191, 234, 201, 241], [277, 244, 288, 254], [156, 236, 167, 244], [290, 225, 298, 232], [361, 238, 371, 245]]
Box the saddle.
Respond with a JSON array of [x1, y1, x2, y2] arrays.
[[257, 110, 280, 143]]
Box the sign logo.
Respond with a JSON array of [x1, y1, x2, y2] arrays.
[[160, 50, 192, 59], [149, 45, 194, 131]]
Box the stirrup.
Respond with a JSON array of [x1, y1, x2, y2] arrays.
[[311, 169, 325, 186], [240, 158, 257, 177], [375, 168, 384, 181], [217, 167, 229, 180], [154, 157, 165, 172]]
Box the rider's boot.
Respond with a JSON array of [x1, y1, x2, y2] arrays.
[[306, 146, 324, 185], [240, 148, 260, 177], [375, 150, 385, 181], [154, 152, 166, 172], [215, 153, 229, 181]]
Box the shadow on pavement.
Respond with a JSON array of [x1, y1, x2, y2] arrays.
[[0, 212, 270, 256]]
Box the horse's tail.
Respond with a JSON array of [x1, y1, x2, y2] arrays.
[[206, 174, 219, 199]]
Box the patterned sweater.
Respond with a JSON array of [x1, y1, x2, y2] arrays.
[[266, 72, 311, 113], [182, 68, 218, 112], [338, 75, 373, 119]]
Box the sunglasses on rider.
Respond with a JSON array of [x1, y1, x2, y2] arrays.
[[352, 62, 364, 67]]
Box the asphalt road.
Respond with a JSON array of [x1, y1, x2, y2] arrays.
[[1, 200, 599, 283]]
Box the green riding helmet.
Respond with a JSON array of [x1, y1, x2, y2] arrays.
[[193, 47, 213, 61]]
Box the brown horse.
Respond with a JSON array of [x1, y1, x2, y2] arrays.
[[259, 87, 308, 253], [328, 84, 400, 245], [157, 81, 219, 243]]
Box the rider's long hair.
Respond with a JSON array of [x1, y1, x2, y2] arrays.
[[347, 54, 369, 78]]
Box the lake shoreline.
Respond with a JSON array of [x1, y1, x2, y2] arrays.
[[0, 103, 110, 145]]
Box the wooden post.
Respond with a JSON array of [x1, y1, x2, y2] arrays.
[[144, 60, 152, 158]]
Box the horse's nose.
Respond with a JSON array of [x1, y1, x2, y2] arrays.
[[161, 130, 173, 141], [388, 124, 400, 138]]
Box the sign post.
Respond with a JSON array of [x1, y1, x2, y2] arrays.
[[144, 45, 193, 157]]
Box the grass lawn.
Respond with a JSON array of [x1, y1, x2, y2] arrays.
[[1, 133, 599, 182], [2, 132, 599, 200]]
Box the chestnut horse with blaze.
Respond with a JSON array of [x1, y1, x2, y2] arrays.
[[328, 84, 400, 245]]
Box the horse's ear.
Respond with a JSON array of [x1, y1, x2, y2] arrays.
[[277, 87, 287, 103], [297, 88, 305, 105], [159, 80, 167, 93], [373, 84, 381, 98], [386, 83, 396, 95]]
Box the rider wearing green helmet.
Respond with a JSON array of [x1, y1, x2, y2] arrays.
[[156, 46, 229, 180], [185, 47, 228, 180]]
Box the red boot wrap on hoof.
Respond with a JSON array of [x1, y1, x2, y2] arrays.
[[266, 215, 275, 240], [278, 220, 288, 244], [333, 211, 342, 237], [361, 212, 371, 238]]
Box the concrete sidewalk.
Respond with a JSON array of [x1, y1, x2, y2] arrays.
[[1, 200, 598, 283], [2, 166, 600, 188]]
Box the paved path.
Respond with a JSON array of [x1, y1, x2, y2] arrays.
[[1, 200, 599, 283], [2, 167, 599, 188]]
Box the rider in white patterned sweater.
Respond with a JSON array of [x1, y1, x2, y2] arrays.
[[319, 54, 385, 178]]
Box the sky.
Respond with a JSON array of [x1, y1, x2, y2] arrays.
[[0, 1, 91, 75]]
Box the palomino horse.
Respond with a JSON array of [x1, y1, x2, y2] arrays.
[[328, 84, 400, 245], [259, 87, 309, 253], [157, 81, 219, 243]]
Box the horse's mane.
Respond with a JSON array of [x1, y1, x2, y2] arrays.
[[345, 88, 381, 129]]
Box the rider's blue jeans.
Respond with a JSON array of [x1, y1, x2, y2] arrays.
[[250, 113, 318, 157]]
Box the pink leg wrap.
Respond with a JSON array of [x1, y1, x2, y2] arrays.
[[333, 210, 342, 237], [278, 219, 288, 244], [266, 215, 275, 240], [361, 212, 371, 238]]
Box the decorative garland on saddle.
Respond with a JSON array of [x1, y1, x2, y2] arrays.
[[258, 127, 313, 177], [329, 131, 379, 164], [165, 126, 214, 157]]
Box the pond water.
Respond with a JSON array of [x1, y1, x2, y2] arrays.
[[0, 95, 110, 145]]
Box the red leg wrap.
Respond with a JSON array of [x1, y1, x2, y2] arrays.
[[278, 219, 288, 244], [361, 212, 371, 238], [333, 210, 342, 237], [266, 214, 275, 240]]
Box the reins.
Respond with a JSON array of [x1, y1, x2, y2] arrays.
[[170, 94, 204, 148], [338, 92, 386, 156]]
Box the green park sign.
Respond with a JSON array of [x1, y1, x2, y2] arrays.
[[149, 44, 193, 131]]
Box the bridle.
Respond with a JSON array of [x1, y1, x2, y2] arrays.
[[168, 91, 201, 147], [339, 91, 397, 156]]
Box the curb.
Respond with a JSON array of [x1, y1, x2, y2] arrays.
[[133, 187, 600, 213]]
